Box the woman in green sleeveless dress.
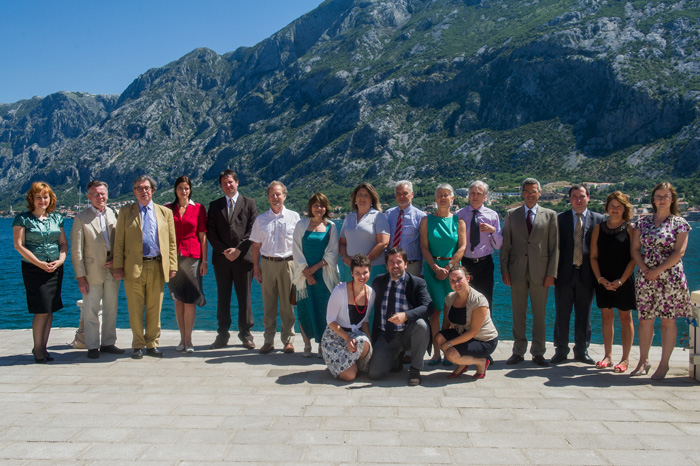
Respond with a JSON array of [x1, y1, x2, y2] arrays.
[[420, 184, 466, 365], [292, 193, 340, 357]]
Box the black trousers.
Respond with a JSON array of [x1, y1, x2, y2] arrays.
[[213, 259, 254, 341], [553, 268, 594, 356], [461, 255, 494, 312]]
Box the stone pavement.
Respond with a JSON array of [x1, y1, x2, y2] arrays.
[[0, 327, 698, 465]]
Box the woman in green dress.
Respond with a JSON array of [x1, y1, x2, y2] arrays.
[[292, 193, 340, 357], [420, 183, 466, 365]]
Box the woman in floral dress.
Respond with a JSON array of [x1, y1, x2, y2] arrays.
[[630, 182, 691, 380]]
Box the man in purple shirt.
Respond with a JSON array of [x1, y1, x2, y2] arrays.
[[456, 181, 503, 311]]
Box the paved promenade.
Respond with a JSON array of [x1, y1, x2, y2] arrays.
[[0, 327, 697, 465]]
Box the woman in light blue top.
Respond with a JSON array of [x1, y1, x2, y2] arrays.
[[339, 182, 390, 285], [12, 182, 68, 364]]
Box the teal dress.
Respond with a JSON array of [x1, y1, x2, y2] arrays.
[[423, 214, 460, 313], [297, 229, 333, 343]]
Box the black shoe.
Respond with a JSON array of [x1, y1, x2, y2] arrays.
[[506, 354, 524, 365], [87, 349, 100, 359], [100, 345, 126, 354], [532, 355, 549, 367], [146, 348, 163, 358], [574, 353, 595, 365], [31, 349, 47, 364], [408, 368, 421, 386], [550, 353, 568, 364], [131, 349, 143, 359], [210, 334, 230, 349], [391, 351, 405, 373]]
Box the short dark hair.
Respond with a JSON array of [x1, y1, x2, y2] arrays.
[[173, 175, 193, 204], [350, 254, 371, 273], [568, 184, 590, 196], [307, 192, 332, 220], [133, 175, 156, 191], [385, 247, 407, 265], [219, 169, 238, 184]]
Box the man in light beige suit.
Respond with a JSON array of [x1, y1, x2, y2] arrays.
[[113, 175, 177, 359], [500, 178, 559, 367], [71, 180, 124, 359]]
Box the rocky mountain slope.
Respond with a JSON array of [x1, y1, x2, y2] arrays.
[[1, 0, 699, 205]]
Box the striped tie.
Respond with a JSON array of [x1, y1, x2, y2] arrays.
[[392, 209, 404, 248]]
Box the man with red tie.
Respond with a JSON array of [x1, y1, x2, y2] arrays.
[[385, 181, 426, 277], [500, 178, 559, 367]]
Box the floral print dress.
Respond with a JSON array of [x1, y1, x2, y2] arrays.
[[635, 215, 691, 319]]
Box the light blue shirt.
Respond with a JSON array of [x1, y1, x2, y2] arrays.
[[340, 208, 390, 267], [385, 205, 426, 261], [139, 201, 160, 257]]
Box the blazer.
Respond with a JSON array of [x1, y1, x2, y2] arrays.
[[370, 272, 433, 343], [207, 195, 258, 266], [500, 204, 559, 284], [71, 206, 118, 285], [555, 209, 605, 287], [113, 202, 178, 282]]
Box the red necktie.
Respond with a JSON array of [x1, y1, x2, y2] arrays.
[[392, 209, 404, 248]]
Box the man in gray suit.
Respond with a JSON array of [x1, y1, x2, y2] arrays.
[[500, 178, 559, 366], [551, 184, 605, 365], [71, 181, 124, 359]]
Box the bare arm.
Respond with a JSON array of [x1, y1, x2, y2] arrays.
[[366, 233, 389, 262], [252, 242, 262, 283], [440, 306, 488, 351], [451, 217, 467, 266]]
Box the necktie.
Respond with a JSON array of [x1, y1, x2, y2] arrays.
[[385, 280, 397, 342], [142, 205, 155, 256], [573, 213, 583, 267], [392, 210, 404, 248], [526, 209, 533, 235], [470, 209, 480, 251], [228, 198, 235, 223]]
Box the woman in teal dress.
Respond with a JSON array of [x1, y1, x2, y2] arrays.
[[293, 193, 340, 357], [12, 182, 68, 363], [420, 183, 466, 365]]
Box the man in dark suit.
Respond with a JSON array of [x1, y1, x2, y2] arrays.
[[552, 184, 605, 364], [500, 178, 559, 367], [368, 247, 433, 386], [207, 169, 258, 350]]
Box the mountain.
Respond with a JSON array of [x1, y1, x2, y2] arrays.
[[1, 0, 699, 206]]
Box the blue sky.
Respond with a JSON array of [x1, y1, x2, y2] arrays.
[[0, 0, 323, 103]]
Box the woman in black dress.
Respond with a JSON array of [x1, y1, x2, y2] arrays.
[[590, 192, 636, 373]]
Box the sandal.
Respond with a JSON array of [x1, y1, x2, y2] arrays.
[[613, 360, 628, 373], [595, 357, 612, 369], [303, 345, 312, 358]]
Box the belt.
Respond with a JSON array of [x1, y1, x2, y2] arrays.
[[262, 255, 293, 262], [142, 256, 161, 261], [463, 254, 491, 264], [433, 256, 452, 261], [407, 260, 421, 264]]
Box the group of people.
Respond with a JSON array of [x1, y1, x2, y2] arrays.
[[12, 173, 692, 384]]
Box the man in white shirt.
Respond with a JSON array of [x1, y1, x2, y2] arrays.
[[251, 181, 300, 354], [385, 180, 427, 277], [71, 181, 123, 359]]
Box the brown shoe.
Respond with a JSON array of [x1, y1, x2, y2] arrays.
[[283, 343, 295, 354], [259, 343, 274, 354], [242, 340, 255, 350]]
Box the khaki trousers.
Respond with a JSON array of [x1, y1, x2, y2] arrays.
[[82, 272, 120, 349], [510, 269, 550, 357], [124, 260, 164, 349], [261, 258, 295, 345]]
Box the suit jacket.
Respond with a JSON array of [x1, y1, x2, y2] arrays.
[[500, 204, 559, 284], [207, 195, 258, 267], [71, 206, 118, 285], [113, 202, 177, 282], [555, 209, 605, 287], [370, 272, 433, 343]]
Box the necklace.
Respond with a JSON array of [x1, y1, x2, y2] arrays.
[[351, 282, 368, 314]]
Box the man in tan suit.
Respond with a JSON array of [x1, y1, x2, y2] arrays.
[[500, 178, 559, 367], [71, 180, 124, 359], [113, 175, 177, 359]]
